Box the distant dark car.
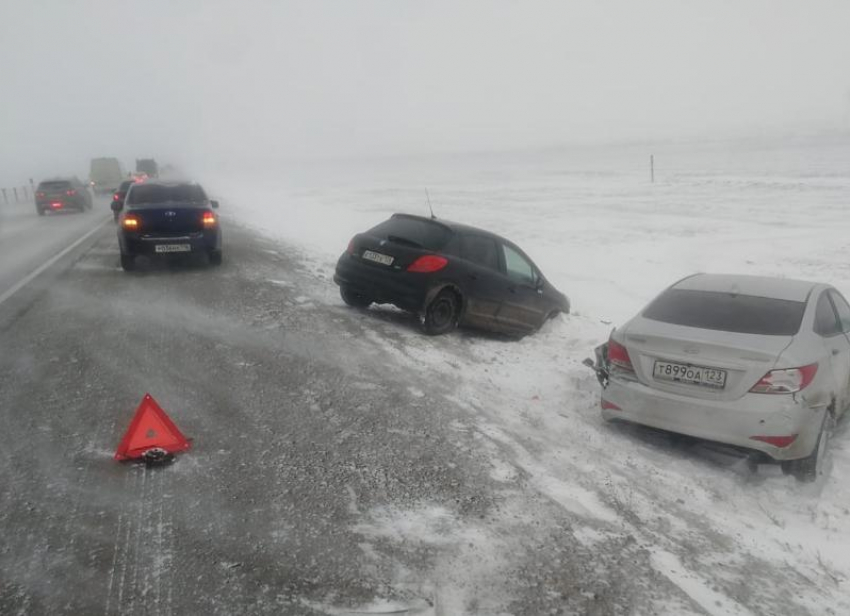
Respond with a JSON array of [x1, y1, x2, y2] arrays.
[[111, 180, 135, 220], [34, 177, 92, 215], [334, 214, 570, 336], [116, 181, 222, 271]]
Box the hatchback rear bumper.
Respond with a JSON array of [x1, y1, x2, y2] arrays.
[[602, 376, 824, 461], [334, 253, 428, 312]]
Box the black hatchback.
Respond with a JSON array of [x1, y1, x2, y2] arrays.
[[334, 214, 569, 336]]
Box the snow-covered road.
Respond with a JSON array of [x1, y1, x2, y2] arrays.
[[2, 136, 848, 615]]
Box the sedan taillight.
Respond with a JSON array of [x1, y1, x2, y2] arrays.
[[608, 339, 634, 373], [750, 364, 818, 394], [122, 215, 140, 230]]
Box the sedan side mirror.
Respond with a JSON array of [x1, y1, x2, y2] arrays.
[[210, 200, 220, 209]]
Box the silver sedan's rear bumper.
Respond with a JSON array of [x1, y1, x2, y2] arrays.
[[602, 375, 824, 461]]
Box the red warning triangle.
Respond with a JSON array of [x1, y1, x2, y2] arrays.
[[114, 394, 191, 461]]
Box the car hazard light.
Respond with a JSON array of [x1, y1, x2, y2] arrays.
[[122, 215, 140, 230]]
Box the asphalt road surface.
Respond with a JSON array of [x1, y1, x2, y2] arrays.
[[0, 203, 685, 615]]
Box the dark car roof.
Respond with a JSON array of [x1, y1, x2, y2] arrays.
[[133, 180, 201, 188], [392, 213, 506, 243]]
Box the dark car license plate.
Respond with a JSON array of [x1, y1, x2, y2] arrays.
[[362, 250, 393, 266]]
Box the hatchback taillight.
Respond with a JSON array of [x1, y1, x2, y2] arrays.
[[608, 339, 634, 372], [750, 364, 818, 394], [407, 255, 448, 273]]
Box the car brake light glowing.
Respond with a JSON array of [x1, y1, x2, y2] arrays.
[[750, 435, 798, 448], [750, 364, 818, 394], [122, 215, 140, 230], [608, 339, 634, 372], [113, 193, 120, 201], [601, 399, 622, 411], [66, 189, 76, 195], [407, 255, 448, 273], [51, 202, 62, 208], [202, 211, 216, 226]]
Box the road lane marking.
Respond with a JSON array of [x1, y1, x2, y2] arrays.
[[0, 216, 111, 308]]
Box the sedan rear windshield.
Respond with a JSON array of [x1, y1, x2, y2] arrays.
[[368, 216, 451, 250], [643, 289, 805, 336], [38, 181, 71, 190], [127, 184, 207, 205]]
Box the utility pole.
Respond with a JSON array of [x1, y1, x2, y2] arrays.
[[650, 154, 655, 183]]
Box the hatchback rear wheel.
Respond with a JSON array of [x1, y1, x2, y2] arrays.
[[422, 289, 459, 335], [340, 286, 373, 308]]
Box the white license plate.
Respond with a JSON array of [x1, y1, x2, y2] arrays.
[[653, 360, 727, 389], [155, 244, 191, 253], [362, 250, 394, 266]]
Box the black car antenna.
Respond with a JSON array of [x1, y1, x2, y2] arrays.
[[425, 188, 436, 219]]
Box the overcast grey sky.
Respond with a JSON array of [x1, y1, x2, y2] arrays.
[[1, 0, 848, 183]]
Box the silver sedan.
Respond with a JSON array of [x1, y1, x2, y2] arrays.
[[589, 273, 849, 481]]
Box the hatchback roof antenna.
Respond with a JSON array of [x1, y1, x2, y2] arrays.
[[425, 188, 436, 219]]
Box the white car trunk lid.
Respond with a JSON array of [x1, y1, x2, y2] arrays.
[[623, 316, 793, 401]]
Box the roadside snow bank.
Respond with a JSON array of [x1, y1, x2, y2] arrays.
[[214, 136, 850, 614]]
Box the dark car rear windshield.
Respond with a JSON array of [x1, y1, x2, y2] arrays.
[[127, 184, 207, 205], [643, 289, 805, 336], [39, 181, 71, 190], [368, 216, 451, 250]]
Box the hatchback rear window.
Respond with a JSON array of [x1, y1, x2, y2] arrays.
[[39, 181, 71, 190], [369, 216, 451, 250], [643, 289, 805, 336], [127, 184, 207, 205]]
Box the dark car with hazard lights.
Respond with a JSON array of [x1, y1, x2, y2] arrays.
[[334, 214, 569, 336], [110, 180, 137, 221], [34, 177, 92, 215], [116, 181, 222, 271]]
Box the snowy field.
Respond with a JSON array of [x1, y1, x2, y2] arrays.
[[213, 135, 850, 615]]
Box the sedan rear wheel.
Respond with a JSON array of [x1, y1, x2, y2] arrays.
[[781, 411, 833, 482], [120, 254, 136, 272], [422, 289, 459, 335]]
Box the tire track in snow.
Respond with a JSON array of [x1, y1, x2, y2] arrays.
[[458, 398, 758, 616]]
